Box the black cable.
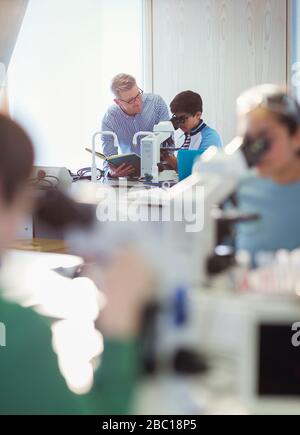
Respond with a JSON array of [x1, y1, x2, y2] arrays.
[[29, 174, 60, 189], [70, 167, 104, 182]]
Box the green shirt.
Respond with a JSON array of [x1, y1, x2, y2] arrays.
[[0, 298, 139, 415]]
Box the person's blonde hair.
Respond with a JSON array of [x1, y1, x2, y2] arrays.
[[111, 73, 137, 98]]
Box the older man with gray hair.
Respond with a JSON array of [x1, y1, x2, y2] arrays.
[[101, 73, 169, 178]]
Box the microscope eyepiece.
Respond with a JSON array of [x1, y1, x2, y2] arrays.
[[241, 135, 271, 167]]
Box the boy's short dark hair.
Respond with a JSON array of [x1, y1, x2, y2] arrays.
[[0, 115, 34, 202], [170, 91, 203, 115]]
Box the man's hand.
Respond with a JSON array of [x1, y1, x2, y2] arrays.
[[108, 163, 137, 178]]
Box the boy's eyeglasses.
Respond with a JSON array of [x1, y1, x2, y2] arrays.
[[172, 115, 190, 124], [171, 114, 192, 129], [118, 89, 143, 105]]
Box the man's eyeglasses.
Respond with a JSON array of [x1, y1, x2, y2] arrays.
[[118, 89, 144, 105]]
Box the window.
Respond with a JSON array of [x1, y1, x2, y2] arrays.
[[8, 0, 144, 170]]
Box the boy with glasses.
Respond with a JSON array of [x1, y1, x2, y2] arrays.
[[101, 73, 169, 178], [161, 91, 223, 171]]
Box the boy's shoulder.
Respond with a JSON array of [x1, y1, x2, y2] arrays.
[[202, 124, 223, 147], [202, 124, 220, 137]]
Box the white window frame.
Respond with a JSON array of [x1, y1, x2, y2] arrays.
[[141, 0, 153, 93]]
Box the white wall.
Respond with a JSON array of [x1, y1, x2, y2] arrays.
[[152, 0, 288, 144], [291, 0, 300, 99], [8, 0, 143, 170], [7, 0, 289, 165]]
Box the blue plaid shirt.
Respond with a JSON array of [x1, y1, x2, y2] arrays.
[[101, 93, 169, 171]]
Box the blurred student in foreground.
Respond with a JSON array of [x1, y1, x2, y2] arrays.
[[235, 85, 300, 256], [0, 114, 153, 414]]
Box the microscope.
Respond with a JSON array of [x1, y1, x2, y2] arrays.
[[35, 131, 300, 414], [151, 134, 266, 291], [137, 121, 178, 182]]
